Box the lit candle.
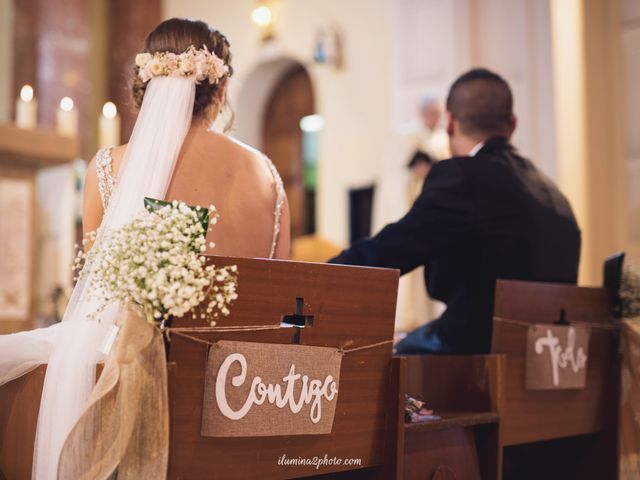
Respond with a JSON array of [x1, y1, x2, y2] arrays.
[[98, 101, 121, 148], [15, 84, 38, 129], [56, 96, 78, 136]]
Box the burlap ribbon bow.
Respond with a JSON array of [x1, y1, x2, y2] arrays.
[[57, 304, 169, 479]]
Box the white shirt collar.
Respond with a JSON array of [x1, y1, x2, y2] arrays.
[[468, 141, 485, 157]]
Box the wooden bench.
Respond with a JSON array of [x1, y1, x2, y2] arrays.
[[166, 257, 399, 479], [492, 279, 620, 479], [392, 279, 620, 479]]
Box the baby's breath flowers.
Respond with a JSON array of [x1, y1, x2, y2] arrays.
[[74, 200, 237, 326]]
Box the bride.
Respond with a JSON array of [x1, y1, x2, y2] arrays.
[[0, 18, 290, 479], [86, 19, 290, 259]]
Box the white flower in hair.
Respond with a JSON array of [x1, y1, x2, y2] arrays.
[[135, 45, 229, 85], [149, 59, 164, 76], [179, 57, 195, 75], [135, 52, 152, 67]]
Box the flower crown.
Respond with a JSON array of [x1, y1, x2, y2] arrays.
[[135, 45, 229, 85]]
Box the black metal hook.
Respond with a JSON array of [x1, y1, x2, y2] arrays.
[[554, 308, 570, 326], [281, 297, 314, 344]]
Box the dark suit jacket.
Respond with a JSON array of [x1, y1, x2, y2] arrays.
[[330, 136, 581, 353]]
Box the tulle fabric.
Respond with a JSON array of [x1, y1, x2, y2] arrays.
[[0, 77, 195, 479]]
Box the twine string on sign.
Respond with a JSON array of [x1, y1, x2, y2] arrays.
[[493, 316, 618, 331], [167, 327, 394, 354]]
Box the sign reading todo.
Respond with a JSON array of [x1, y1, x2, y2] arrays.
[[525, 324, 591, 390], [201, 340, 342, 437]]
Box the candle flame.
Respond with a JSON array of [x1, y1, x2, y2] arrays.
[[102, 101, 117, 119], [20, 85, 34, 102], [251, 5, 272, 27], [60, 96, 74, 112]]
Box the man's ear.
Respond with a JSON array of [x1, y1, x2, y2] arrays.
[[446, 111, 455, 136], [509, 114, 517, 135]]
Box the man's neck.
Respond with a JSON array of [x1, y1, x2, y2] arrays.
[[453, 135, 487, 156], [468, 141, 485, 157]]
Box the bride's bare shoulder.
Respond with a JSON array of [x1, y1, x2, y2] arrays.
[[217, 134, 263, 157], [220, 134, 259, 152], [211, 133, 272, 175]]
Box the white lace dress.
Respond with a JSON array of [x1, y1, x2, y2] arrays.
[[95, 148, 285, 258]]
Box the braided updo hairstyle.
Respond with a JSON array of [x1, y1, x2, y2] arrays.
[[131, 18, 234, 122]]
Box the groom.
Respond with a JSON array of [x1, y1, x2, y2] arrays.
[[330, 68, 581, 354]]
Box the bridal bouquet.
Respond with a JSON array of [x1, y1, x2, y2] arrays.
[[74, 199, 238, 326]]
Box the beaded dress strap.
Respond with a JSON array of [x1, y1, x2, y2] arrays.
[[263, 155, 285, 259], [96, 148, 115, 210]]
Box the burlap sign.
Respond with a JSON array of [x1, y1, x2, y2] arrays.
[[525, 324, 591, 390], [201, 340, 342, 437]]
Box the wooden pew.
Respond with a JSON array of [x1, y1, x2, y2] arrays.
[[0, 257, 400, 480], [0, 367, 46, 480], [323, 279, 619, 479], [167, 256, 399, 479], [0, 364, 104, 480], [492, 279, 620, 479]]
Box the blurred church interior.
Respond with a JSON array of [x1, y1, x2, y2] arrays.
[[0, 0, 637, 334]]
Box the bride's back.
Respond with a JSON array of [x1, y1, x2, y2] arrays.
[[112, 127, 287, 258], [168, 126, 285, 258]]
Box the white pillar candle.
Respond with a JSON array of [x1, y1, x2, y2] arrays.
[[98, 101, 121, 148], [15, 84, 38, 129], [56, 96, 78, 136]]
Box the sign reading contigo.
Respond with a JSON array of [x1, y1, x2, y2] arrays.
[[201, 340, 342, 437], [525, 324, 591, 390]]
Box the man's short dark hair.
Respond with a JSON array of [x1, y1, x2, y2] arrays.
[[446, 68, 513, 137]]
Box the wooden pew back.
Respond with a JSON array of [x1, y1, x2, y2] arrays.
[[491, 279, 618, 446]]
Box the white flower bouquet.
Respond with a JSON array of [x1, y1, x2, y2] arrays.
[[75, 199, 238, 326]]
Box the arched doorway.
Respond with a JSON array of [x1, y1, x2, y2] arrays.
[[262, 65, 315, 238]]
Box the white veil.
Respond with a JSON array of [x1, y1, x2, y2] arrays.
[[0, 76, 196, 479]]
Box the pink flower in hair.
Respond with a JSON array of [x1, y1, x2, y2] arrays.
[[193, 49, 210, 84], [165, 52, 178, 72], [139, 66, 153, 83], [148, 59, 164, 77], [179, 56, 195, 75]]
